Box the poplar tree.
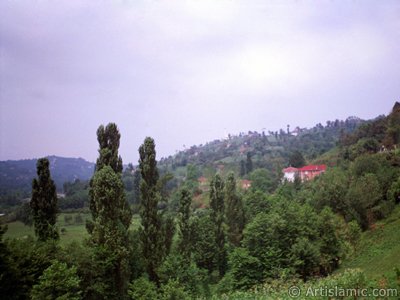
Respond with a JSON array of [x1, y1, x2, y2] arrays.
[[246, 152, 253, 174], [30, 158, 59, 241], [89, 123, 123, 223], [225, 172, 245, 246], [177, 188, 192, 263], [88, 123, 132, 299], [210, 174, 227, 277], [139, 137, 164, 283]]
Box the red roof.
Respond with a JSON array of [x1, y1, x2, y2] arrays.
[[283, 167, 298, 173], [298, 165, 327, 172]]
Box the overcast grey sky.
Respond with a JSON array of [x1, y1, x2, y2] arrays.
[[1, 0, 399, 163]]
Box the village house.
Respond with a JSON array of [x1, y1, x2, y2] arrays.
[[240, 179, 252, 190], [282, 165, 327, 182]]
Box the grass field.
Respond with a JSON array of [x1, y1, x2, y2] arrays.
[[4, 212, 142, 246], [338, 205, 400, 279]]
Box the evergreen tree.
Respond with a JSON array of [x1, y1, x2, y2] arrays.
[[88, 123, 132, 299], [225, 173, 245, 246], [246, 153, 253, 174], [209, 174, 227, 277], [240, 160, 246, 177], [30, 158, 59, 241], [139, 137, 164, 283], [177, 188, 192, 263], [90, 166, 132, 298], [89, 123, 123, 224], [289, 150, 306, 168]]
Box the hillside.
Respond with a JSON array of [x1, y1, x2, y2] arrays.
[[338, 205, 400, 279], [0, 156, 94, 196], [158, 116, 364, 185]]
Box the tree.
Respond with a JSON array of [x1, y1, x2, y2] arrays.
[[209, 174, 227, 277], [31, 260, 82, 300], [30, 158, 59, 241], [246, 153, 253, 174], [346, 173, 382, 229], [248, 168, 273, 193], [177, 188, 192, 263], [225, 173, 245, 246], [90, 166, 132, 297], [289, 151, 306, 168], [191, 214, 217, 273], [88, 123, 132, 299], [243, 190, 270, 220], [240, 160, 246, 177], [89, 123, 123, 225], [139, 137, 164, 283]]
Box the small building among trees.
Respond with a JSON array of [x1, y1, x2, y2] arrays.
[[283, 165, 327, 182]]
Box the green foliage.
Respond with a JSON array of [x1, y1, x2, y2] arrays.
[[245, 152, 253, 174], [225, 173, 245, 246], [158, 253, 207, 297], [89, 123, 124, 225], [191, 213, 217, 272], [228, 247, 263, 290], [139, 137, 164, 283], [128, 276, 158, 300], [289, 150, 306, 168], [159, 279, 190, 300], [31, 260, 81, 300], [346, 173, 382, 229], [243, 190, 270, 221], [88, 123, 132, 299], [31, 158, 59, 241], [248, 168, 273, 193], [240, 199, 347, 281], [15, 202, 33, 226], [0, 225, 19, 299], [4, 237, 60, 299], [388, 177, 400, 204], [177, 188, 192, 262], [210, 174, 227, 277]]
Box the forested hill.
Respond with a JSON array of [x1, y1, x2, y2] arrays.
[[0, 156, 94, 195], [158, 115, 365, 180]]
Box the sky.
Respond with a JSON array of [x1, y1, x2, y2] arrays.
[[1, 0, 400, 163]]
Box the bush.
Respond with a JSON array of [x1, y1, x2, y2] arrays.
[[128, 277, 158, 300], [31, 260, 81, 300]]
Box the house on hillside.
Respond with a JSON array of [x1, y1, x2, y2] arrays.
[[282, 167, 298, 182], [240, 179, 252, 190], [282, 165, 327, 182]]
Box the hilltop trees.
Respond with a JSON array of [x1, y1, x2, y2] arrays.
[[88, 123, 132, 299], [30, 158, 59, 241]]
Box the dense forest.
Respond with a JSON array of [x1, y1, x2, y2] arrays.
[[0, 103, 400, 299]]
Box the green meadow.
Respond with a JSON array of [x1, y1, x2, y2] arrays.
[[4, 212, 142, 246]]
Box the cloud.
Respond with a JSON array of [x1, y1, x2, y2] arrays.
[[1, 0, 399, 161]]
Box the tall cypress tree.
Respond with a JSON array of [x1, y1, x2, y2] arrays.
[[88, 123, 132, 299], [89, 123, 123, 225], [139, 137, 164, 283], [246, 152, 253, 174], [225, 172, 245, 246], [177, 188, 192, 264], [210, 174, 227, 277], [30, 158, 59, 241]]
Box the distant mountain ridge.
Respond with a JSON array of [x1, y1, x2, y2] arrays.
[[0, 156, 95, 194]]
